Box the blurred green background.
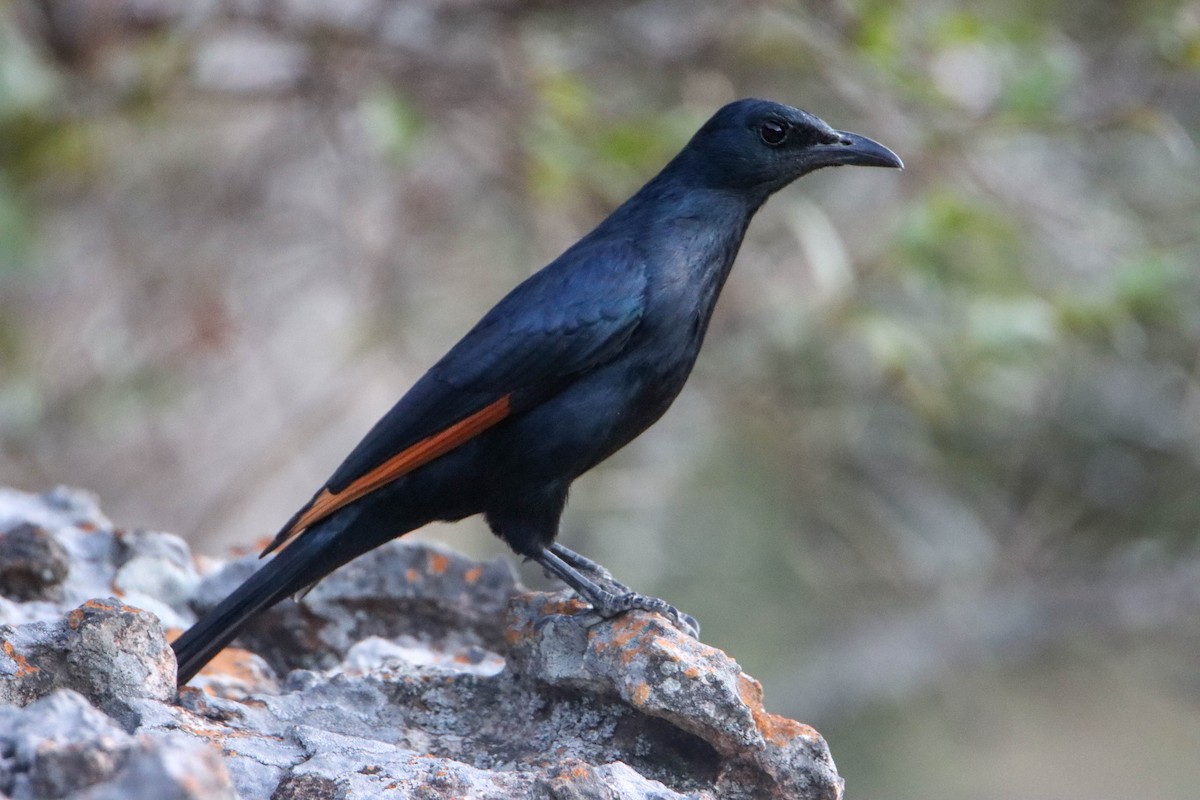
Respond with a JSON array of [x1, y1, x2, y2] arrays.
[[2, 1, 1199, 797]]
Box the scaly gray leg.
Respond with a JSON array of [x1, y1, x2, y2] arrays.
[[549, 543, 629, 591], [533, 546, 701, 638]]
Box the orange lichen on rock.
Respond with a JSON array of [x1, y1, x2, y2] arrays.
[[68, 598, 141, 629], [504, 622, 527, 647], [604, 613, 653, 652], [650, 634, 688, 661], [738, 673, 820, 747], [463, 566, 483, 584], [2, 640, 38, 677], [556, 762, 592, 780], [428, 553, 449, 575], [176, 714, 283, 745], [196, 647, 267, 694], [537, 594, 589, 618]]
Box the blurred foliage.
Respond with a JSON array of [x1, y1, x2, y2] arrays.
[[1, 0, 1199, 798], [526, 70, 699, 204], [360, 86, 425, 163]]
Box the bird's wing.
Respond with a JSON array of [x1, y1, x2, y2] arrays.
[[263, 240, 647, 555]]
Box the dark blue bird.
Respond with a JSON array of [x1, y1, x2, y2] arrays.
[[173, 98, 901, 684]]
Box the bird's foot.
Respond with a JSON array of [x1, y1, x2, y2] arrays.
[[534, 546, 700, 638], [585, 586, 702, 639]]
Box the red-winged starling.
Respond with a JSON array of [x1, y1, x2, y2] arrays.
[[172, 98, 902, 685]]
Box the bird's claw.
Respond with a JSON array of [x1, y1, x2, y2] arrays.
[[535, 545, 700, 638], [587, 589, 701, 639]]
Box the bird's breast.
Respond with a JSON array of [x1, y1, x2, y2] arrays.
[[485, 319, 701, 488], [486, 220, 740, 486]]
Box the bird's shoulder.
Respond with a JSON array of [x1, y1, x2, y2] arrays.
[[431, 236, 650, 387], [319, 237, 648, 496]]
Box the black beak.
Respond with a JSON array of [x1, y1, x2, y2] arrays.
[[816, 131, 904, 170]]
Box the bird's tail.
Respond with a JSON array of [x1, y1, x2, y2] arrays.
[[172, 519, 347, 686]]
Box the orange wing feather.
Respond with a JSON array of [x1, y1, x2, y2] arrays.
[[271, 394, 512, 552]]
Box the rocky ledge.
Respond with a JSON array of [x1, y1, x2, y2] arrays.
[[0, 487, 841, 799]]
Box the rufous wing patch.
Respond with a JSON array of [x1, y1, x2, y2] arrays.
[[266, 394, 512, 555]]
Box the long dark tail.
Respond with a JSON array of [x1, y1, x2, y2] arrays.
[[173, 516, 352, 686]]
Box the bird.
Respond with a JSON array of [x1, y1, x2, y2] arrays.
[[172, 98, 901, 685]]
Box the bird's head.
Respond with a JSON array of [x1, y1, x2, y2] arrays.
[[681, 98, 902, 195]]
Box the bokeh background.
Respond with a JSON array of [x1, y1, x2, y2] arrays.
[[2, 1, 1200, 797]]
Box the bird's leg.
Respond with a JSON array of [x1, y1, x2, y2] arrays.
[[548, 543, 630, 592], [533, 548, 701, 638], [549, 545, 704, 635]]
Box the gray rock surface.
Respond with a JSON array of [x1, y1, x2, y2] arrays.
[[0, 486, 842, 799]]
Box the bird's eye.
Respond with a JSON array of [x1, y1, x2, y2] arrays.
[[759, 120, 788, 146]]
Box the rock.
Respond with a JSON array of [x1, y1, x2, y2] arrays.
[[0, 524, 70, 601], [506, 598, 842, 799], [0, 689, 133, 799], [72, 733, 236, 800], [0, 486, 195, 631], [0, 689, 235, 800], [111, 529, 201, 608], [190, 541, 519, 676], [0, 596, 176, 719], [0, 486, 843, 799]]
